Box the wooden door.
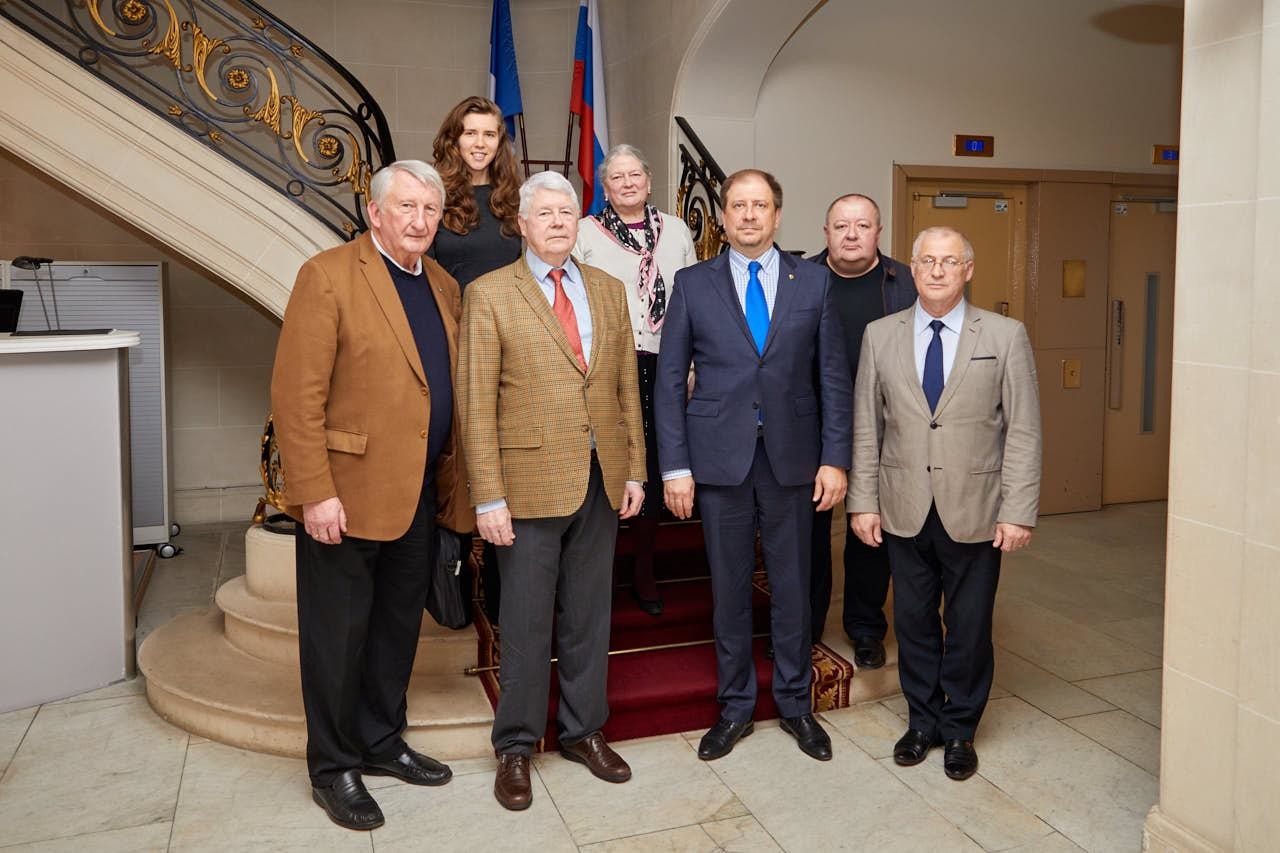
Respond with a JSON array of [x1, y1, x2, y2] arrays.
[[907, 181, 1029, 321], [1103, 191, 1176, 503]]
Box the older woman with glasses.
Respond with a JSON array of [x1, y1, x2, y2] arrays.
[[574, 143, 697, 616]]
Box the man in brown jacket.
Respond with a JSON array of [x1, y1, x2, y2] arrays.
[[271, 160, 472, 831], [458, 170, 646, 811]]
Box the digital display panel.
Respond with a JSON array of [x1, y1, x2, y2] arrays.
[[954, 135, 995, 157]]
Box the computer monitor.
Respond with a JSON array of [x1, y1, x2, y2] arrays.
[[0, 289, 22, 333]]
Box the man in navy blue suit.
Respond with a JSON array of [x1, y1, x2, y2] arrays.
[[655, 169, 852, 762]]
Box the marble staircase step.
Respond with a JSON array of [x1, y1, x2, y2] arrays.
[[139, 609, 495, 761], [215, 576, 477, 675]]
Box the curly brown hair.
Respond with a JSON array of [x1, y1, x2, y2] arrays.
[[432, 96, 521, 238]]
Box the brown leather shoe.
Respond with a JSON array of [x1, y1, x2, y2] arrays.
[[559, 732, 632, 783], [493, 753, 532, 810]]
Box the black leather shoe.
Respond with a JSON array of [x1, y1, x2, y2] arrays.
[[779, 713, 833, 761], [893, 729, 938, 766], [852, 636, 886, 669], [943, 739, 979, 780], [363, 747, 452, 786], [630, 586, 663, 617], [697, 718, 754, 761], [312, 770, 384, 831]]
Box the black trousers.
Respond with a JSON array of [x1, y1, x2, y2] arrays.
[[810, 507, 891, 644], [491, 460, 617, 755], [699, 438, 813, 722], [884, 504, 1001, 741], [295, 476, 437, 786]]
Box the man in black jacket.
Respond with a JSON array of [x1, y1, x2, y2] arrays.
[[807, 194, 915, 666]]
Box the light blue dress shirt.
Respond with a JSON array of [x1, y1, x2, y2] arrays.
[[476, 250, 638, 518], [525, 249, 592, 366], [661, 247, 781, 483], [913, 299, 967, 386], [728, 246, 780, 317]]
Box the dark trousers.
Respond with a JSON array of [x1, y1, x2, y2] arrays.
[[811, 508, 892, 644], [491, 460, 617, 755], [884, 504, 1001, 741], [699, 438, 813, 722], [295, 477, 437, 786]]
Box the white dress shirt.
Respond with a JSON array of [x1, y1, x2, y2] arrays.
[[370, 232, 423, 275], [913, 299, 967, 386]]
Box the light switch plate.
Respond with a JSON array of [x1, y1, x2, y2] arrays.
[[1062, 359, 1083, 389]]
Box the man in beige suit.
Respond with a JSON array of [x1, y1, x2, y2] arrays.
[[849, 226, 1041, 781], [272, 161, 473, 830], [458, 170, 646, 811]]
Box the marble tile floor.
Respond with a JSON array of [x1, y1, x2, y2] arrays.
[[0, 503, 1166, 851]]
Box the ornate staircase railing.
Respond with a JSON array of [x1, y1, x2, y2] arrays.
[[0, 0, 395, 241], [674, 115, 727, 261]]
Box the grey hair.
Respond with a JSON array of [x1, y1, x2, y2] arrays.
[[518, 170, 580, 217], [911, 226, 975, 263], [597, 143, 652, 189], [369, 160, 445, 206]]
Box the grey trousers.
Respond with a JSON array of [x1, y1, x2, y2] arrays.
[[490, 459, 618, 755]]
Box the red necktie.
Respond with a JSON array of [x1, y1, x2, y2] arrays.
[[549, 268, 586, 371]]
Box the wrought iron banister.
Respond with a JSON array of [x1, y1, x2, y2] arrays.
[[0, 0, 396, 241], [674, 115, 726, 260]]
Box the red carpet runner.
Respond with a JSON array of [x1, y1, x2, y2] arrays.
[[472, 522, 855, 750]]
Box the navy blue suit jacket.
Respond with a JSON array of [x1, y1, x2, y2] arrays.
[[655, 248, 852, 487]]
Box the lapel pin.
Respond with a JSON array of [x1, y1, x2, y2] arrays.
[[788, 273, 795, 280]]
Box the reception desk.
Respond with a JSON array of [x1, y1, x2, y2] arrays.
[[0, 330, 140, 711]]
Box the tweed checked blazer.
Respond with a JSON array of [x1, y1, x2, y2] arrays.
[[847, 303, 1042, 543], [271, 233, 473, 541], [457, 256, 646, 518]]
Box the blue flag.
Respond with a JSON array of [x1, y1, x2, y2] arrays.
[[488, 0, 523, 140]]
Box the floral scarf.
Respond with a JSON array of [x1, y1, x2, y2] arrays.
[[592, 203, 667, 332]]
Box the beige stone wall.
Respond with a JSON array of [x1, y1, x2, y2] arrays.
[[264, 0, 588, 171], [0, 149, 280, 523], [1146, 0, 1280, 850], [599, 0, 722, 207], [748, 0, 1183, 252]]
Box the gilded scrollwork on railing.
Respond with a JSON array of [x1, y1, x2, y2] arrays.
[[2, 0, 396, 240], [674, 116, 728, 261]]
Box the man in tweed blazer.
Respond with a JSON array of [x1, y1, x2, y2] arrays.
[[849, 226, 1042, 782], [457, 171, 646, 811]]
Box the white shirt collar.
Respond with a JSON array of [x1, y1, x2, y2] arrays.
[[370, 232, 423, 276], [915, 299, 967, 335]]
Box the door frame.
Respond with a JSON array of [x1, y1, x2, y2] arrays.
[[892, 164, 1177, 347], [891, 164, 1176, 259]]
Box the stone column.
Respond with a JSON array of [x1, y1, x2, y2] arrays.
[[1144, 1, 1280, 850]]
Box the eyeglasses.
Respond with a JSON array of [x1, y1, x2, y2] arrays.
[[912, 256, 969, 269]]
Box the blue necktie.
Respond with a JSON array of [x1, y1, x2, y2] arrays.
[[923, 319, 945, 412], [744, 260, 769, 355]]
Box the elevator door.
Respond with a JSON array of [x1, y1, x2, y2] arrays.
[[1103, 192, 1176, 504], [907, 182, 1028, 321]]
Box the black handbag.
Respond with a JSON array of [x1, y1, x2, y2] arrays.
[[426, 527, 472, 629]]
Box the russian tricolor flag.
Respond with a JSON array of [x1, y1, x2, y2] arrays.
[[570, 0, 609, 216]]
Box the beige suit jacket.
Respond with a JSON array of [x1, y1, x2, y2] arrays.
[[848, 303, 1042, 543], [270, 233, 473, 541], [457, 257, 646, 518]]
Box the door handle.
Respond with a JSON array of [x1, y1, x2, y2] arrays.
[[998, 301, 1010, 317], [1107, 299, 1124, 409]]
